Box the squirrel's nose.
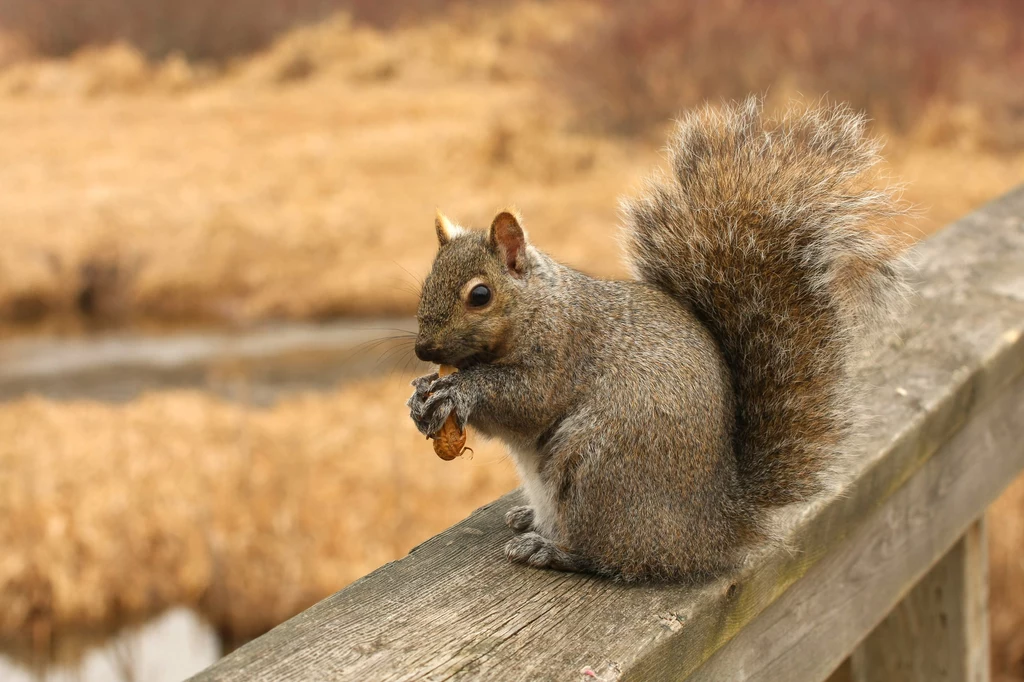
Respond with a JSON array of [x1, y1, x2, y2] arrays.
[[415, 340, 442, 364]]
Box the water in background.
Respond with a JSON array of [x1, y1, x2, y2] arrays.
[[0, 608, 220, 682]]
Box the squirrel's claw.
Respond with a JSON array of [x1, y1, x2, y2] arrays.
[[413, 396, 454, 436], [407, 391, 450, 436], [410, 373, 439, 400]]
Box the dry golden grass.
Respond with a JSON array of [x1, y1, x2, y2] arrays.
[[0, 373, 515, 645], [0, 1, 1020, 332], [0, 2, 630, 331]]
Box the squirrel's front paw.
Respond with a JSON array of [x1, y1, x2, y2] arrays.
[[407, 372, 474, 437]]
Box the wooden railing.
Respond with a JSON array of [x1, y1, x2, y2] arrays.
[[191, 186, 1024, 682]]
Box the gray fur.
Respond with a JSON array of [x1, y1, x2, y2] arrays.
[[504, 505, 536, 533], [408, 98, 909, 582]]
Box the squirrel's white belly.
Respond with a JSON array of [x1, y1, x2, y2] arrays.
[[505, 440, 559, 538]]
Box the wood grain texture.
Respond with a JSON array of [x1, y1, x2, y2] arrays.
[[686, 377, 1021, 682], [191, 187, 1024, 682], [851, 519, 990, 682]]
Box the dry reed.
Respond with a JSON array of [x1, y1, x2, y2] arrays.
[[0, 375, 514, 646]]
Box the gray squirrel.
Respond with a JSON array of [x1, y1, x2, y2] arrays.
[[407, 98, 909, 581]]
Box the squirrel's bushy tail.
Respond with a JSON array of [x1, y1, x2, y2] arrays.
[[623, 97, 910, 508]]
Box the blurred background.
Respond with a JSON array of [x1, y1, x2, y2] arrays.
[[0, 0, 1022, 680]]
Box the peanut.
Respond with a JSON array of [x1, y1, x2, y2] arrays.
[[431, 365, 470, 460]]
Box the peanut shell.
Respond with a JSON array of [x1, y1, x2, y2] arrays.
[[431, 364, 469, 461]]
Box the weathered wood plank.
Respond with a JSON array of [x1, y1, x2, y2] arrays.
[[850, 519, 989, 682], [684, 382, 1017, 682], [191, 187, 1024, 682]]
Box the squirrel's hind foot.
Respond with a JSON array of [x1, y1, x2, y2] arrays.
[[504, 506, 535, 533], [504, 532, 585, 573]]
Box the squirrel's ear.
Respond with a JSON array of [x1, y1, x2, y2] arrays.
[[435, 210, 462, 246], [488, 210, 528, 277]]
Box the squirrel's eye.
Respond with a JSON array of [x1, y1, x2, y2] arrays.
[[467, 284, 491, 307]]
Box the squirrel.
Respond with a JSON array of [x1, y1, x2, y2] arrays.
[[407, 97, 910, 581]]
